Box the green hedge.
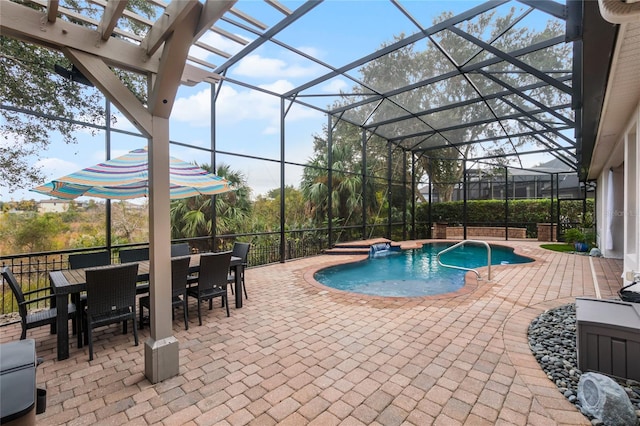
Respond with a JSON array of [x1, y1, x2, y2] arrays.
[[415, 199, 594, 238]]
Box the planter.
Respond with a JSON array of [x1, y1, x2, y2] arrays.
[[574, 242, 589, 252]]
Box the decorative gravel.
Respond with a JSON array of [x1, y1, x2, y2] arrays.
[[528, 303, 640, 424]]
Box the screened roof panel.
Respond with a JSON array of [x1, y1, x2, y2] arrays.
[[1, 0, 580, 175], [374, 117, 434, 141]]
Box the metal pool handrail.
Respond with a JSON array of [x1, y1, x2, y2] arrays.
[[436, 240, 492, 281]]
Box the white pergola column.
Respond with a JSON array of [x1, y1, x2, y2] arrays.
[[145, 117, 178, 382]]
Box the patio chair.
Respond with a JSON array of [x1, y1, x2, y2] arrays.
[[2, 266, 80, 346], [170, 243, 190, 257], [69, 250, 111, 315], [119, 247, 149, 263], [84, 263, 139, 361], [228, 242, 250, 299], [119, 247, 150, 295], [139, 255, 190, 330], [69, 251, 111, 269], [187, 251, 231, 325]]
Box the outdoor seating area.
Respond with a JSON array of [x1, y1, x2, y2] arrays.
[[0, 241, 625, 424], [2, 249, 247, 362]]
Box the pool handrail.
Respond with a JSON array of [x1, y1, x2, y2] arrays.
[[436, 240, 492, 281]]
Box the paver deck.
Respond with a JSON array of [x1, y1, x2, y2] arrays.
[[0, 240, 624, 425]]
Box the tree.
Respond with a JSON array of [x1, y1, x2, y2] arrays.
[[253, 186, 308, 231], [0, 1, 154, 192], [12, 213, 69, 253], [170, 163, 252, 244], [111, 201, 149, 243], [351, 9, 571, 201]]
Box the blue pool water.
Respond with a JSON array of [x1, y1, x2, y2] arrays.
[[314, 242, 533, 297]]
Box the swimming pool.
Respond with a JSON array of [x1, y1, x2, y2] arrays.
[[314, 242, 533, 297]]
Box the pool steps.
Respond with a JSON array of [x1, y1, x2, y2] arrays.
[[324, 238, 409, 255]]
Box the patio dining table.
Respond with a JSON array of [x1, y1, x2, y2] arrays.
[[49, 253, 243, 361]]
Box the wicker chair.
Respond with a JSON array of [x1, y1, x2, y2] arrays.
[[119, 247, 150, 294], [187, 251, 231, 325], [2, 266, 80, 346], [227, 242, 250, 299], [139, 255, 190, 330], [84, 263, 139, 361], [69, 251, 111, 269], [119, 247, 149, 263], [170, 243, 190, 257], [69, 250, 111, 315]]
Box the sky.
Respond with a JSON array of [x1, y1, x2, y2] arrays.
[[0, 0, 566, 203]]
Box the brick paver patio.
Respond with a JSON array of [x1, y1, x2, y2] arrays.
[[0, 240, 624, 425]]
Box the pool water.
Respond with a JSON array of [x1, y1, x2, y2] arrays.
[[314, 242, 533, 297]]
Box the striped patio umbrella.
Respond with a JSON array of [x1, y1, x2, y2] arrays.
[[31, 147, 235, 200]]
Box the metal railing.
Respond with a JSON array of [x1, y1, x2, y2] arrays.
[[1, 234, 333, 320], [436, 240, 492, 281]]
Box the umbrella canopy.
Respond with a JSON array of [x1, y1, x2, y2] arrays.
[[31, 147, 234, 200]]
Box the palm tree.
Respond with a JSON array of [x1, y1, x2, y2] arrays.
[[170, 163, 251, 247], [301, 131, 380, 228]]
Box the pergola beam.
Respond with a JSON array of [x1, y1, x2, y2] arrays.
[[47, 0, 59, 23], [0, 0, 219, 86], [64, 48, 152, 137], [195, 1, 238, 40], [98, 0, 128, 40], [141, 0, 200, 56]]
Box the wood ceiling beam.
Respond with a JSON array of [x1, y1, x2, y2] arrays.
[[149, 5, 200, 117], [98, 0, 128, 41], [64, 48, 152, 137], [0, 1, 219, 86], [195, 0, 237, 40], [141, 0, 199, 56], [47, 0, 59, 23]]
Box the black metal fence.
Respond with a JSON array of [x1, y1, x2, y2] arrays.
[[0, 231, 334, 319]]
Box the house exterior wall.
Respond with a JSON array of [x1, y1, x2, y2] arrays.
[[37, 200, 69, 213], [597, 105, 640, 284], [623, 113, 639, 283]]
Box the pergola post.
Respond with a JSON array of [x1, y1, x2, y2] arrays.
[[145, 117, 178, 383]]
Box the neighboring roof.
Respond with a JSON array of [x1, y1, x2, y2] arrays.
[[1, 1, 590, 174]]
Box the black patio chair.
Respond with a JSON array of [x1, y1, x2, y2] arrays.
[[69, 251, 111, 269], [119, 247, 149, 263], [139, 255, 190, 330], [84, 263, 139, 361], [227, 242, 250, 299], [170, 243, 190, 257], [187, 251, 231, 325], [69, 250, 111, 315], [119, 247, 150, 294], [2, 266, 80, 347]]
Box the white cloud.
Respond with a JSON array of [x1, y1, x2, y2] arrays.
[[171, 78, 324, 136], [35, 157, 80, 181], [322, 79, 349, 94], [190, 31, 250, 61], [296, 46, 324, 59], [234, 54, 321, 82], [172, 89, 212, 126]]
